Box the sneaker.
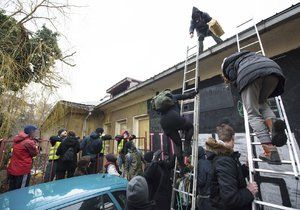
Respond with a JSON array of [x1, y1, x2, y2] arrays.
[[271, 119, 287, 147], [259, 145, 281, 165]]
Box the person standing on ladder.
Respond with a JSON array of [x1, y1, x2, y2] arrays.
[[221, 51, 286, 164], [189, 7, 223, 54], [152, 89, 198, 168]]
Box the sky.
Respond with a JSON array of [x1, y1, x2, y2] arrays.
[[53, 0, 300, 104]]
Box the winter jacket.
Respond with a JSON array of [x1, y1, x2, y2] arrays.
[[143, 157, 175, 210], [7, 132, 38, 176], [125, 148, 143, 180], [56, 136, 80, 171], [80, 132, 102, 159], [197, 147, 216, 210], [206, 138, 253, 210], [105, 163, 120, 176], [189, 7, 212, 35], [222, 51, 285, 96]]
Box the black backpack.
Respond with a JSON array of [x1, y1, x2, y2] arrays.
[[62, 147, 75, 162]]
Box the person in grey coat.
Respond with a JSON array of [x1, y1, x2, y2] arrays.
[[221, 51, 286, 164]]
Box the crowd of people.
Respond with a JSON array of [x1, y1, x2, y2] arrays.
[[4, 6, 288, 210]]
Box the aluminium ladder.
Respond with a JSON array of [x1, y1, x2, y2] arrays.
[[236, 18, 300, 210], [170, 43, 200, 210]]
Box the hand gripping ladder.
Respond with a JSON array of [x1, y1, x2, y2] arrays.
[[236, 18, 300, 210], [170, 43, 200, 210]]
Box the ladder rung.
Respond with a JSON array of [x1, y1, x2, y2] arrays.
[[173, 188, 194, 197], [254, 200, 299, 210], [254, 168, 296, 176], [240, 41, 259, 50], [185, 78, 196, 83], [237, 32, 257, 42], [252, 158, 293, 164], [182, 110, 194, 115], [256, 50, 262, 54], [175, 170, 194, 176], [182, 98, 195, 104], [183, 88, 195, 93], [185, 68, 196, 74], [251, 142, 261, 145]]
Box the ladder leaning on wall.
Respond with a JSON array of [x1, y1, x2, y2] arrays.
[[170, 42, 200, 210], [236, 18, 300, 210]]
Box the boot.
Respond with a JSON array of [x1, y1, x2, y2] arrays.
[[271, 119, 287, 147], [259, 144, 281, 165]]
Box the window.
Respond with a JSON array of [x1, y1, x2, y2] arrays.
[[112, 190, 126, 209], [59, 194, 116, 210]]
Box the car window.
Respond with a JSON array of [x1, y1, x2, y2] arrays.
[[59, 194, 117, 210], [111, 190, 126, 209]]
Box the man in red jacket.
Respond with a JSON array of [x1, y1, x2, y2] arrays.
[[7, 125, 39, 191]]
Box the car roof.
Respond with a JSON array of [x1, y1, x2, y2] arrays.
[[0, 174, 128, 210]]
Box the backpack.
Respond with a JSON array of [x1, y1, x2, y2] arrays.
[[62, 147, 75, 162], [151, 89, 174, 111]]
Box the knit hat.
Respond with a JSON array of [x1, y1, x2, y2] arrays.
[[105, 153, 117, 163], [24, 125, 38, 135], [143, 151, 154, 163], [95, 128, 104, 134], [126, 176, 149, 206]]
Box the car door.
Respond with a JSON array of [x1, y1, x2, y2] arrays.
[[54, 193, 120, 210], [110, 190, 126, 210]]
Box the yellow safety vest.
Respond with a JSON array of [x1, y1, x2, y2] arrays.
[[118, 139, 125, 153], [48, 141, 61, 160]]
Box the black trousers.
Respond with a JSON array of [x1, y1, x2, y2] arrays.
[[56, 168, 75, 180], [8, 174, 30, 191], [161, 110, 194, 166]]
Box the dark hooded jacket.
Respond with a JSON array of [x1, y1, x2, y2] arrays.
[[205, 138, 253, 210], [56, 136, 80, 171], [189, 7, 212, 35], [222, 51, 285, 96], [80, 132, 102, 159], [126, 176, 155, 210]]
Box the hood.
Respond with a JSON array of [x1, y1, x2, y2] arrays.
[[64, 136, 78, 146], [90, 132, 100, 139], [192, 7, 202, 19], [127, 176, 149, 207], [222, 51, 251, 78], [205, 137, 233, 156], [14, 132, 30, 143], [198, 146, 206, 160]]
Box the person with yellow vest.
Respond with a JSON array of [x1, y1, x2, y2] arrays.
[[44, 136, 61, 182]]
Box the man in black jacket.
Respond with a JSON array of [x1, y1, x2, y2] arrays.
[[189, 7, 222, 54], [206, 124, 258, 210], [56, 131, 80, 179], [143, 150, 175, 210], [159, 90, 197, 167], [221, 51, 286, 164]]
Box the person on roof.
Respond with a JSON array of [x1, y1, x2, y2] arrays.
[[189, 7, 222, 54], [7, 125, 39, 191], [221, 51, 286, 164]]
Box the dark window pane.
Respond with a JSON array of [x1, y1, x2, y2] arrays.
[[112, 190, 126, 209], [59, 194, 116, 210]]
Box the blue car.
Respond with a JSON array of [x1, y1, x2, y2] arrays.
[[0, 174, 128, 210]]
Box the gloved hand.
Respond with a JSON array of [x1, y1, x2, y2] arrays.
[[152, 150, 162, 162]]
